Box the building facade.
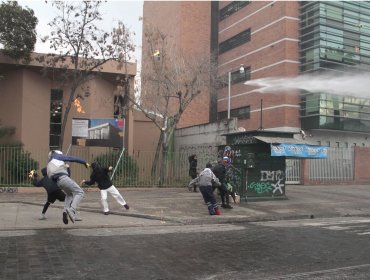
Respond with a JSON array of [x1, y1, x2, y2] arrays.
[[0, 53, 148, 154], [143, 1, 370, 147]]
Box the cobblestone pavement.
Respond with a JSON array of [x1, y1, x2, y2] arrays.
[[2, 186, 370, 279], [2, 217, 370, 279]]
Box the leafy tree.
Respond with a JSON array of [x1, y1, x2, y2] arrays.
[[37, 0, 135, 150], [120, 24, 215, 185], [0, 1, 38, 62]]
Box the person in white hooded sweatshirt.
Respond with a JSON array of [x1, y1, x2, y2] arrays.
[[189, 163, 221, 215], [47, 150, 89, 224]]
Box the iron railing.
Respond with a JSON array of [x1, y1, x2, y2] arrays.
[[0, 146, 220, 187]]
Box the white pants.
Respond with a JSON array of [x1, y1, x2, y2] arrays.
[[100, 185, 127, 213]]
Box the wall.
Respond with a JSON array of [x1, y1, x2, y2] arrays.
[[175, 118, 238, 167]]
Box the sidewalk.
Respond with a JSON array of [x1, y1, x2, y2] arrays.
[[1, 184, 370, 230]]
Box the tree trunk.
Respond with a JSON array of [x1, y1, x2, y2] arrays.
[[59, 86, 77, 151], [151, 131, 163, 179]]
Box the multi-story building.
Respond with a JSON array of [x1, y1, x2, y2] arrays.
[[144, 1, 370, 146], [143, 1, 370, 185]]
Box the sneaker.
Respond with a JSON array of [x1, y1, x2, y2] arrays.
[[66, 208, 75, 223], [208, 208, 216, 215], [62, 212, 68, 225], [104, 211, 110, 215], [221, 204, 227, 209], [215, 208, 221, 215], [75, 217, 83, 221], [39, 214, 46, 220], [224, 204, 233, 209], [124, 204, 130, 210]]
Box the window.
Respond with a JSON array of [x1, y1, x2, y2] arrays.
[[218, 106, 251, 120], [50, 89, 63, 149], [219, 29, 251, 54], [219, 1, 250, 21], [114, 95, 124, 118]]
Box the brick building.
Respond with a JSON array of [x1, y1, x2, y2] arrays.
[[143, 1, 370, 184]]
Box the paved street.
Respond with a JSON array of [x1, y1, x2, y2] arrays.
[[2, 216, 370, 279], [2, 185, 370, 279]]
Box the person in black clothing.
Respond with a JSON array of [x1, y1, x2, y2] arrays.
[[212, 158, 233, 209], [81, 161, 129, 215], [188, 154, 198, 192], [29, 167, 66, 221]]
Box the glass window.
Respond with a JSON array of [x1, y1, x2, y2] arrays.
[[50, 89, 63, 149], [219, 29, 251, 54], [218, 106, 251, 120], [219, 1, 250, 21]]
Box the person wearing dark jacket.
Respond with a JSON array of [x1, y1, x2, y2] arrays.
[[29, 167, 66, 220], [81, 161, 129, 215], [212, 159, 233, 209], [188, 154, 198, 192]]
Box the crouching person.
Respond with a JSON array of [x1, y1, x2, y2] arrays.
[[189, 163, 221, 215]]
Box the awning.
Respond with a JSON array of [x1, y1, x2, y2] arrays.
[[254, 136, 328, 158]]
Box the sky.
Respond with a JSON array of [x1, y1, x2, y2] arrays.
[[16, 0, 144, 64]]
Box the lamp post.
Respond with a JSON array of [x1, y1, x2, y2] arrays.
[[228, 64, 245, 119]]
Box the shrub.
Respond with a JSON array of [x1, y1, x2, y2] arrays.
[[4, 146, 38, 184]]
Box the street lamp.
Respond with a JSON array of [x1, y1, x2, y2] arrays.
[[228, 64, 245, 119]]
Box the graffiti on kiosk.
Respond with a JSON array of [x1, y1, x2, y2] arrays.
[[260, 170, 284, 195], [0, 187, 18, 193], [249, 181, 272, 194], [249, 170, 285, 195]]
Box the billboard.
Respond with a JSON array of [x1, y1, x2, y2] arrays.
[[72, 118, 124, 148]]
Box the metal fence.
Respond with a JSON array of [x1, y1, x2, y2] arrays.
[[285, 158, 301, 184], [0, 146, 200, 187], [309, 147, 354, 181]]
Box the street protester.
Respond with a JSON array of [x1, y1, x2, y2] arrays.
[[81, 161, 129, 215], [47, 150, 89, 224], [188, 154, 198, 192], [189, 162, 222, 215], [29, 167, 66, 220], [212, 158, 233, 209]]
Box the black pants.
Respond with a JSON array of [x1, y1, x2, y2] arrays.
[[218, 180, 230, 205], [199, 185, 218, 212], [42, 189, 66, 214]]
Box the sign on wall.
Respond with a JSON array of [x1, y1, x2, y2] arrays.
[[72, 118, 124, 148], [271, 143, 328, 158]]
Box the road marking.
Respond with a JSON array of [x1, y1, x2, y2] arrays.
[[262, 263, 370, 279], [254, 217, 370, 236], [68, 224, 245, 237], [0, 230, 37, 237]]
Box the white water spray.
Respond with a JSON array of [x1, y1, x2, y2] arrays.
[[245, 72, 370, 98]]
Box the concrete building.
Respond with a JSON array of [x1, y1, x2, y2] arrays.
[[0, 52, 159, 156]]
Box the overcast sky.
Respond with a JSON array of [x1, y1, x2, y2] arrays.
[[17, 0, 144, 64]]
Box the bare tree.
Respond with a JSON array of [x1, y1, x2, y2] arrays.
[[121, 25, 215, 185], [37, 0, 135, 150]]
